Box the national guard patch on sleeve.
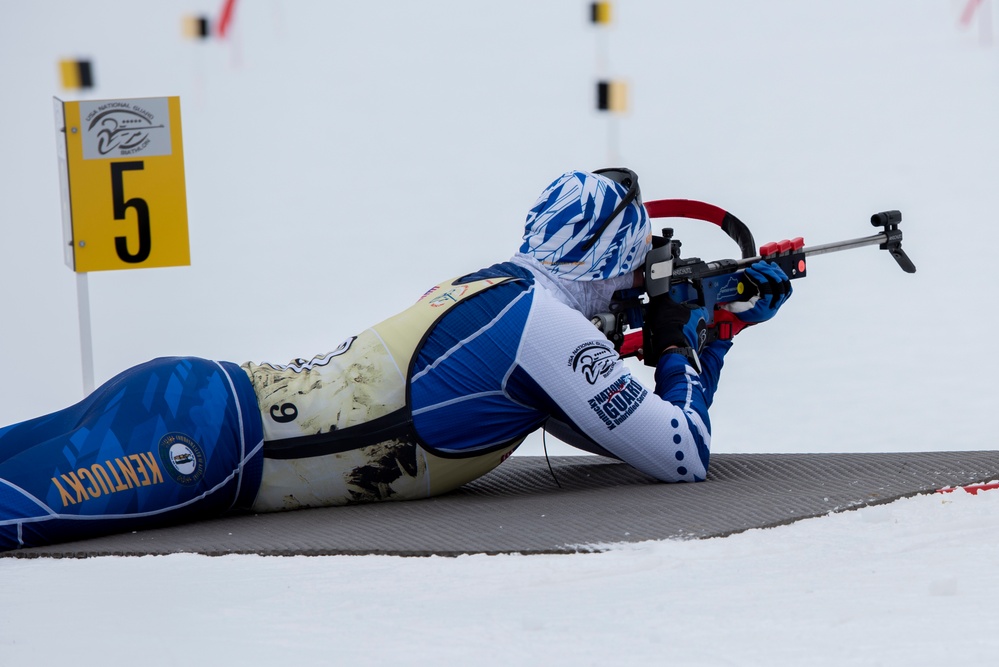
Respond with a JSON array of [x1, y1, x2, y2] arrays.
[[587, 377, 648, 430]]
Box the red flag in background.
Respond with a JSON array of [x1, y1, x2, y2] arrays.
[[959, 0, 992, 44], [217, 0, 237, 38], [960, 0, 985, 25]]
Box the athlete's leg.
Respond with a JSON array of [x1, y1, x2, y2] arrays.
[[0, 357, 263, 550]]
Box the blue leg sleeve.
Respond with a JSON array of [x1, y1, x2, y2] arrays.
[[0, 357, 263, 551]]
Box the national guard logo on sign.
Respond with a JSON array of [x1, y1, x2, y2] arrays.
[[158, 432, 206, 486], [80, 98, 173, 159]]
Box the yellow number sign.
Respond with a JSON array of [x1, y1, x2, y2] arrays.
[[54, 96, 190, 272]]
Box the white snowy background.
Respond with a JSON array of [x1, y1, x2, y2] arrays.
[[2, 1, 999, 665]]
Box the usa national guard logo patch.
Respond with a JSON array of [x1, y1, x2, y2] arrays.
[[569, 340, 617, 385], [158, 433, 206, 486]]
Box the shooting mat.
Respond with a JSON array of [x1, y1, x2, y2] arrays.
[[5, 451, 998, 558]]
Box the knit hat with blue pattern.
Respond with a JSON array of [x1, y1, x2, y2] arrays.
[[519, 169, 651, 281]]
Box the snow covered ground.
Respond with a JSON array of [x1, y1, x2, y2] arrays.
[[3, 489, 998, 665], [2, 1, 999, 664]]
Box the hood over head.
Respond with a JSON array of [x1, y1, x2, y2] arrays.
[[519, 169, 651, 282]]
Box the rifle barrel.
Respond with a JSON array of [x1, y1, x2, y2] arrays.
[[802, 232, 887, 257], [674, 231, 895, 280]]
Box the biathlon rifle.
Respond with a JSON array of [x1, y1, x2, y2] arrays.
[[594, 199, 916, 365]]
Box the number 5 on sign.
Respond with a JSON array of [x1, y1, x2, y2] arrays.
[[54, 96, 189, 272]]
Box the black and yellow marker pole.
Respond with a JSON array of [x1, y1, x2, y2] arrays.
[[590, 1, 612, 25], [182, 15, 212, 39], [596, 79, 628, 165], [596, 80, 628, 113], [589, 1, 628, 164], [59, 59, 94, 91], [182, 0, 237, 40], [590, 1, 611, 74]]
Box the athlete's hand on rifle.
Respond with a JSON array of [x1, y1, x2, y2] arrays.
[[719, 260, 792, 325], [644, 296, 709, 364]]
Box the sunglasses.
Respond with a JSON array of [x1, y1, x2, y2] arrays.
[[580, 167, 642, 252]]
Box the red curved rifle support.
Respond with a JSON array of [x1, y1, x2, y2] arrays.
[[643, 199, 757, 260]]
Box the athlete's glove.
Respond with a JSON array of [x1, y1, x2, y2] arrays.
[[643, 296, 709, 363], [719, 260, 792, 324]]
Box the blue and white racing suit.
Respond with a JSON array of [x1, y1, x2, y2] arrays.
[[0, 259, 729, 549]]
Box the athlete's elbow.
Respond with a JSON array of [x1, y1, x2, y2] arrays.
[[656, 426, 710, 483], [646, 447, 709, 483]]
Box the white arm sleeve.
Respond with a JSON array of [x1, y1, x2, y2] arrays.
[[516, 289, 714, 482]]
